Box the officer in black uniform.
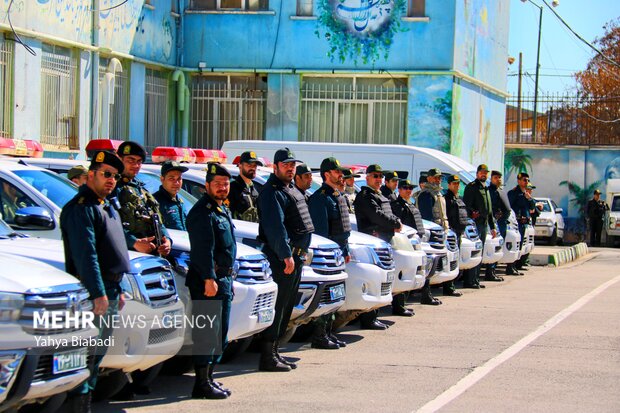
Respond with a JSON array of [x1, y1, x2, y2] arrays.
[[227, 151, 262, 222], [257, 148, 314, 372], [111, 141, 172, 257], [488, 170, 510, 278], [153, 161, 189, 231], [380, 170, 400, 202], [354, 164, 402, 330], [463, 164, 499, 287], [508, 172, 532, 272], [587, 189, 609, 246], [294, 163, 313, 200], [186, 163, 236, 400], [390, 179, 424, 314], [60, 151, 129, 412], [308, 157, 351, 349], [442, 175, 467, 296]]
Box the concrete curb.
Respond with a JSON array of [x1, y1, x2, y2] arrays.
[[529, 243, 589, 267]]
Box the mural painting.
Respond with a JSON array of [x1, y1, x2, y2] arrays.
[[407, 76, 452, 152]]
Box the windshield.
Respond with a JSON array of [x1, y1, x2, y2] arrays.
[[13, 169, 77, 208], [137, 172, 198, 215], [612, 195, 620, 212], [535, 199, 552, 212]]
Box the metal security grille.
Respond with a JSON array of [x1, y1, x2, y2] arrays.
[[99, 57, 129, 140], [191, 75, 266, 149], [144, 68, 169, 151], [40, 44, 78, 148], [0, 38, 13, 138], [300, 77, 407, 144]]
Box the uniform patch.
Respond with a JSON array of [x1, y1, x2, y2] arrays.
[[250, 151, 256, 158], [123, 145, 131, 155], [211, 165, 216, 174], [95, 152, 105, 163]]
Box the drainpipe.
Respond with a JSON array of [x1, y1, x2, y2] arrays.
[[90, 0, 100, 140], [182, 85, 190, 147], [100, 58, 122, 139], [171, 69, 186, 146]]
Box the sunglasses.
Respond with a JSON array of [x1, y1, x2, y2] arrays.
[[369, 173, 383, 179], [97, 170, 122, 181], [401, 186, 414, 190]]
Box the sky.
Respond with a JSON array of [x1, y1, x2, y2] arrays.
[[507, 0, 620, 96]]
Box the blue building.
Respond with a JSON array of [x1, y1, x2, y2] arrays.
[[0, 0, 509, 168]]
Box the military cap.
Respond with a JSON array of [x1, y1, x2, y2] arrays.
[[419, 173, 428, 184], [398, 179, 417, 189], [491, 170, 503, 177], [594, 189, 601, 195], [239, 151, 264, 166], [384, 170, 401, 181], [320, 157, 347, 174], [477, 164, 489, 172], [427, 168, 442, 177], [273, 147, 300, 164], [295, 163, 312, 176], [161, 160, 188, 177], [118, 141, 147, 161], [366, 164, 383, 174], [67, 165, 88, 180], [206, 162, 231, 182], [517, 172, 530, 180], [343, 168, 361, 179], [526, 183, 536, 190], [447, 175, 461, 184], [89, 151, 124, 174]]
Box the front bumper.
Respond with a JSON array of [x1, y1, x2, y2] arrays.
[[459, 238, 483, 270], [426, 250, 455, 286], [290, 267, 348, 325], [499, 228, 522, 264], [482, 237, 505, 264], [338, 262, 394, 312], [534, 225, 555, 237], [392, 249, 426, 294], [229, 280, 279, 340]]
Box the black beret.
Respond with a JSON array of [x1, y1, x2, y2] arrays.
[[118, 141, 147, 161], [89, 151, 124, 174], [206, 162, 231, 181]]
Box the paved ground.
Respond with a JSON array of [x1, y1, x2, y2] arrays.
[[95, 249, 620, 413]]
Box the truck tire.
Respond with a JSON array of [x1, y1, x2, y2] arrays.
[[220, 337, 253, 363], [549, 227, 558, 245], [93, 370, 128, 401], [161, 355, 193, 376]]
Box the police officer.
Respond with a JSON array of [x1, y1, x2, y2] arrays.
[[342, 168, 359, 210], [294, 163, 313, 199], [308, 157, 351, 349], [508, 172, 532, 272], [112, 141, 172, 257], [186, 163, 236, 400], [390, 179, 426, 313], [257, 148, 314, 372], [587, 189, 609, 247], [0, 181, 28, 223], [442, 175, 467, 297], [60, 151, 129, 412], [67, 165, 89, 186], [488, 171, 510, 279], [354, 164, 402, 329], [463, 164, 499, 287], [380, 170, 401, 202], [227, 151, 262, 222], [153, 161, 189, 231]]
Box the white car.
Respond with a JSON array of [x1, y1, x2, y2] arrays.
[[459, 222, 483, 270], [522, 224, 536, 255], [533, 197, 565, 245], [499, 211, 522, 265], [421, 220, 456, 286], [481, 232, 505, 264]]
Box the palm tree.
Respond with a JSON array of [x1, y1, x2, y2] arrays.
[[559, 180, 602, 232], [504, 148, 533, 180]]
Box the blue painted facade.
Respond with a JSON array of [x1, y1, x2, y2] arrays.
[[0, 0, 510, 167]]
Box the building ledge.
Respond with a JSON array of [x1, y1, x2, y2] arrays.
[[185, 9, 276, 16], [401, 16, 430, 23], [290, 16, 317, 21], [143, 4, 155, 11], [170, 12, 181, 18]]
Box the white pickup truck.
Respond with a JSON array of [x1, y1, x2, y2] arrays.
[[606, 179, 620, 243]]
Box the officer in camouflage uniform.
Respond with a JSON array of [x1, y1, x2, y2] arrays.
[[257, 148, 314, 372], [227, 151, 262, 222], [308, 157, 351, 349], [186, 163, 236, 400], [111, 141, 172, 257], [153, 161, 189, 231], [60, 151, 129, 412]]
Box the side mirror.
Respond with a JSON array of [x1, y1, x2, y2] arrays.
[[14, 207, 55, 230], [555, 208, 563, 214]]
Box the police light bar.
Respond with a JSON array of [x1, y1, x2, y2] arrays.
[[193, 149, 227, 164], [343, 164, 367, 174], [0, 138, 44, 158], [152, 147, 196, 164], [85, 139, 123, 159]]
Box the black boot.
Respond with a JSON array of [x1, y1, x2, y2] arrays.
[[484, 266, 503, 282], [359, 311, 388, 330], [311, 323, 340, 349], [258, 340, 291, 372], [192, 366, 228, 399], [326, 323, 347, 348], [67, 392, 92, 413], [420, 286, 442, 305], [207, 364, 231, 396], [273, 341, 298, 369], [506, 264, 523, 276]]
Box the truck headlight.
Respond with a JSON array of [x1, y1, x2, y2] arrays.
[[610, 217, 616, 229], [0, 292, 24, 323], [410, 238, 422, 251], [304, 249, 315, 266], [349, 244, 375, 264], [119, 274, 145, 304]]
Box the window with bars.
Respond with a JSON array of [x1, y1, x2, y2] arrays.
[[0, 37, 14, 138], [191, 75, 267, 150], [40, 44, 78, 148], [144, 68, 170, 151], [300, 77, 408, 144], [190, 0, 269, 11], [98, 57, 129, 140], [408, 0, 425, 17], [296, 0, 313, 16]]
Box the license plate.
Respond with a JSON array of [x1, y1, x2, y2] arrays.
[[53, 348, 88, 375], [163, 309, 183, 328], [329, 284, 345, 301], [386, 270, 395, 283], [257, 308, 274, 324]]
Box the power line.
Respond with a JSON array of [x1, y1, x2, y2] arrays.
[[5, 0, 36, 56], [90, 0, 129, 12]]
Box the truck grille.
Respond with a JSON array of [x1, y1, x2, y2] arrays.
[[380, 282, 392, 296], [20, 285, 92, 335], [32, 351, 92, 382], [310, 247, 346, 275], [251, 291, 276, 316], [429, 228, 446, 249], [131, 256, 179, 308], [148, 327, 178, 345], [236, 254, 272, 283], [436, 258, 444, 272], [465, 225, 479, 240], [372, 246, 395, 270], [446, 233, 458, 252], [319, 282, 346, 305]]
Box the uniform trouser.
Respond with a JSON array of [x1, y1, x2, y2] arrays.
[[261, 252, 304, 342], [489, 220, 507, 272], [515, 223, 528, 268], [72, 281, 121, 395], [392, 292, 409, 312], [465, 226, 487, 285], [190, 275, 233, 367], [590, 220, 603, 246], [443, 232, 462, 292]]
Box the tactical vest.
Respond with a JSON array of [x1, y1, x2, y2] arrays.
[[408, 202, 425, 236], [97, 202, 131, 277], [117, 181, 162, 238], [281, 184, 315, 236], [455, 197, 470, 227], [330, 193, 352, 236], [431, 191, 450, 230]]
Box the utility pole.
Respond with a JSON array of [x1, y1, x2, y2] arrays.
[[517, 52, 523, 142]]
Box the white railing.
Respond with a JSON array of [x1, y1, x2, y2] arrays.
[[144, 68, 170, 151], [98, 57, 129, 141], [0, 38, 13, 138]]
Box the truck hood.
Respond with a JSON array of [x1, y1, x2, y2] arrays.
[[232, 219, 340, 250], [168, 228, 268, 259], [0, 252, 81, 293]]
